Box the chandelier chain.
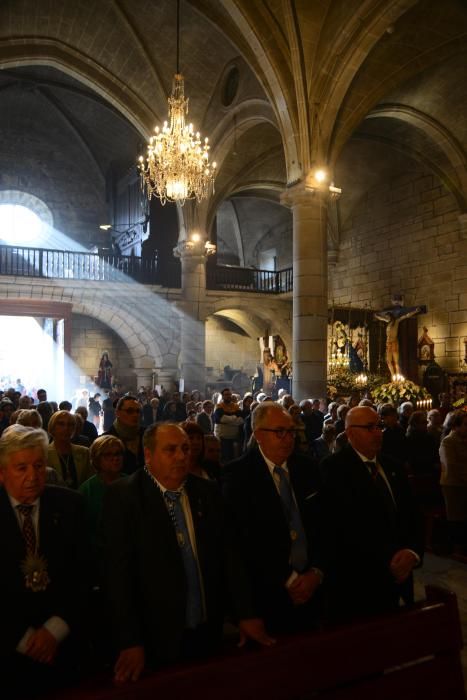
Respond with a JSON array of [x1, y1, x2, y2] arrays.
[[138, 0, 216, 206]]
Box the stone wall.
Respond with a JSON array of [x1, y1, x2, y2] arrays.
[[0, 274, 294, 394], [0, 99, 107, 247], [205, 315, 258, 381], [330, 171, 467, 375], [71, 314, 135, 391]]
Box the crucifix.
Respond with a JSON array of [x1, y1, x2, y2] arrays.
[[374, 295, 427, 377]]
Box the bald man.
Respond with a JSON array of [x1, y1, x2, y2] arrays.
[[320, 406, 423, 622]]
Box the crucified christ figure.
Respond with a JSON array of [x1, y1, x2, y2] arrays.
[[374, 296, 426, 377]]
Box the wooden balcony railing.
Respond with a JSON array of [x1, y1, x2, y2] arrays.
[[207, 264, 293, 293], [0, 245, 292, 293], [0, 244, 182, 286]]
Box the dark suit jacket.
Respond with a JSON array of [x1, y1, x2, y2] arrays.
[[320, 445, 424, 621], [222, 447, 325, 631], [142, 404, 158, 428], [0, 485, 89, 655], [102, 469, 251, 667], [196, 411, 213, 435]]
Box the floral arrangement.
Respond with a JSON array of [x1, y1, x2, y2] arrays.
[[372, 379, 430, 405], [327, 368, 386, 399], [453, 398, 467, 413]]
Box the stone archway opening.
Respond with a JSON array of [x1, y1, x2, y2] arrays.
[[205, 308, 267, 394], [0, 191, 54, 246]]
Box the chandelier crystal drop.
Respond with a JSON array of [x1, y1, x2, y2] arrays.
[[138, 73, 216, 206]]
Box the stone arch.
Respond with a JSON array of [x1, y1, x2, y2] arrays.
[[0, 39, 155, 138], [0, 283, 170, 372], [327, 39, 467, 167], [365, 104, 467, 208], [315, 0, 419, 162], [219, 2, 301, 183], [71, 298, 171, 369], [0, 190, 54, 227], [218, 200, 244, 266], [206, 299, 292, 351]]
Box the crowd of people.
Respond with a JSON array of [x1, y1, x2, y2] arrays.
[[0, 380, 466, 697]]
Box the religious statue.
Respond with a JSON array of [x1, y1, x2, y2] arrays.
[[256, 332, 289, 396], [97, 350, 113, 389], [418, 327, 435, 363], [261, 347, 280, 396], [374, 296, 426, 377]]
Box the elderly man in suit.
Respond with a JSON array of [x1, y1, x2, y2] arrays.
[[320, 406, 424, 622], [0, 425, 89, 698], [223, 403, 325, 634], [103, 422, 272, 684]]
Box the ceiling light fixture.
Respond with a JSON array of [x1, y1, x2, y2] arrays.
[[138, 0, 216, 206]]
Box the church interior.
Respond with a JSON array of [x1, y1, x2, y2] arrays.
[[1, 0, 467, 696], [0, 0, 465, 400]]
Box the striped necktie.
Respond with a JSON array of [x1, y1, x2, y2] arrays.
[[17, 504, 36, 554]]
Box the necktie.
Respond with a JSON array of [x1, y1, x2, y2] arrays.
[[164, 490, 203, 629], [273, 466, 308, 572], [17, 504, 36, 555], [366, 462, 397, 526]]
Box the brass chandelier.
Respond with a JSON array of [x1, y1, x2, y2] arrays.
[[138, 0, 216, 206]]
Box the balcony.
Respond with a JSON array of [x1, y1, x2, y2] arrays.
[[0, 244, 292, 294]]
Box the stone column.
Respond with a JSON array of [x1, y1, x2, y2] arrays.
[[281, 180, 329, 400], [134, 370, 155, 392], [174, 240, 210, 393], [155, 368, 178, 394]]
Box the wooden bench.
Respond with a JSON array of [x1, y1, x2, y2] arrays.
[[49, 585, 466, 700]]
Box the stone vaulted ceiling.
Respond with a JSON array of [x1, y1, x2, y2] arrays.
[[0, 0, 465, 256]]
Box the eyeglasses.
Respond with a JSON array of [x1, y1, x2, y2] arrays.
[[348, 423, 384, 432], [102, 451, 124, 459], [259, 428, 297, 439], [119, 408, 141, 415]]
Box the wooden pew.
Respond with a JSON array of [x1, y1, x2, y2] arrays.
[[50, 585, 466, 700]]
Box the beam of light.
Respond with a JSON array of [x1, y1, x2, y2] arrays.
[[0, 204, 43, 245], [0, 316, 66, 400], [0, 205, 186, 395]]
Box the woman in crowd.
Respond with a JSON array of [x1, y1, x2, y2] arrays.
[[162, 400, 178, 421], [405, 410, 440, 475], [439, 410, 467, 550], [288, 403, 309, 456], [79, 435, 126, 566], [47, 410, 93, 489], [88, 392, 102, 430], [36, 399, 54, 431], [181, 420, 219, 480]]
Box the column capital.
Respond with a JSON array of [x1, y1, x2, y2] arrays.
[[281, 174, 342, 207], [173, 239, 216, 261]]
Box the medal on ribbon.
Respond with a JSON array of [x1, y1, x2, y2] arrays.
[[21, 553, 50, 592]]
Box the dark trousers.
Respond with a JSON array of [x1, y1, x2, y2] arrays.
[[220, 439, 236, 464]]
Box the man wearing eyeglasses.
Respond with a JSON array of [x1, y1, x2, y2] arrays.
[[222, 403, 325, 634], [320, 406, 423, 622], [104, 395, 145, 474]]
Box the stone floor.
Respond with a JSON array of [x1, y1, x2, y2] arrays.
[[414, 552, 467, 689]]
